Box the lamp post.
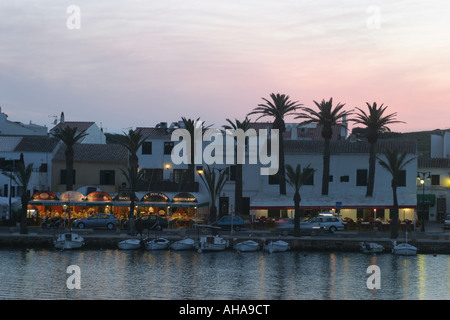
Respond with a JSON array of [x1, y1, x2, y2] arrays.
[[417, 171, 431, 232]]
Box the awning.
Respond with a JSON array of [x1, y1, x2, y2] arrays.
[[417, 194, 436, 205]]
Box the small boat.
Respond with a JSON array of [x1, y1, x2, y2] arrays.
[[195, 235, 229, 252], [170, 238, 195, 251], [118, 239, 142, 250], [263, 240, 290, 253], [392, 231, 417, 256], [234, 240, 259, 252], [360, 241, 384, 254], [145, 238, 170, 250], [392, 241, 417, 256], [54, 233, 84, 250]]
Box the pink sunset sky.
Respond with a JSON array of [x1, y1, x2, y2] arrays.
[[0, 1, 449, 134]]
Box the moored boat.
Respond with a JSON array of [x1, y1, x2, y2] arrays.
[[360, 241, 384, 254], [54, 233, 84, 250], [195, 235, 229, 252], [118, 239, 142, 250], [263, 240, 289, 253], [392, 242, 417, 256], [233, 240, 259, 252], [144, 238, 170, 250], [170, 238, 195, 251]]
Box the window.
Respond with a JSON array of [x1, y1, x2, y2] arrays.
[[164, 142, 174, 155], [100, 170, 115, 185], [329, 175, 333, 182], [356, 169, 368, 186], [173, 169, 189, 183], [431, 174, 440, 186], [340, 175, 349, 182], [142, 142, 152, 155], [268, 174, 279, 185], [303, 168, 314, 185], [228, 166, 236, 181], [397, 170, 406, 187], [60, 169, 76, 185], [142, 169, 163, 182]]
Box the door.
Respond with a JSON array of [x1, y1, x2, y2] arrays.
[[437, 197, 446, 221], [219, 197, 229, 217]]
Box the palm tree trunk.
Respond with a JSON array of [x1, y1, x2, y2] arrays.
[[279, 134, 287, 195], [65, 147, 74, 191], [366, 142, 376, 197], [20, 195, 28, 234], [293, 192, 301, 237], [322, 138, 331, 196], [235, 163, 243, 215], [390, 181, 399, 239], [128, 193, 136, 236]]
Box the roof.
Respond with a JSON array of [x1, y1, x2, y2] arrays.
[[54, 143, 128, 163], [418, 157, 450, 168], [0, 136, 23, 152], [284, 139, 417, 154], [50, 121, 95, 132], [136, 127, 173, 139], [14, 136, 60, 153]]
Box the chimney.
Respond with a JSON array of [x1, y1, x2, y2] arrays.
[[60, 112, 65, 123]]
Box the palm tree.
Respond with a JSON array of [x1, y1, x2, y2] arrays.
[[296, 98, 352, 195], [223, 117, 251, 215], [377, 149, 415, 239], [198, 165, 228, 223], [248, 93, 302, 195], [353, 102, 404, 197], [286, 164, 314, 237], [180, 117, 211, 187], [119, 129, 147, 235], [2, 162, 33, 234], [119, 129, 147, 173], [52, 126, 88, 191], [120, 166, 144, 236]]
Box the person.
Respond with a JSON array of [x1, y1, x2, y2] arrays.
[[136, 219, 144, 236]]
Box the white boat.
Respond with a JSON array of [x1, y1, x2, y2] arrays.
[[360, 241, 384, 254], [392, 231, 417, 256], [234, 240, 259, 252], [170, 238, 195, 251], [263, 240, 290, 253], [118, 239, 142, 250], [145, 238, 170, 250], [54, 233, 84, 250], [195, 235, 229, 252], [392, 241, 417, 256]]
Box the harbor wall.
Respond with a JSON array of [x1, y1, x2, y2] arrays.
[[0, 233, 449, 254]]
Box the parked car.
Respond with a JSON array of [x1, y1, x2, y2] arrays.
[[124, 215, 168, 231], [73, 213, 118, 230], [444, 215, 450, 229], [216, 215, 244, 231], [302, 215, 345, 233]]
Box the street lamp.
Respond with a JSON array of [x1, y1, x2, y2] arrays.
[[417, 171, 431, 232]]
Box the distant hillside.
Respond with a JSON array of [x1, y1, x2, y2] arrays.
[[105, 133, 124, 145]]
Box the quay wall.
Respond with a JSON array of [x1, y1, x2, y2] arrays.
[[0, 233, 449, 254]]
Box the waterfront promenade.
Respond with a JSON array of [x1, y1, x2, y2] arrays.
[[0, 222, 449, 254]]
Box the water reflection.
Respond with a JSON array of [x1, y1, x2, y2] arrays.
[[0, 249, 448, 300]]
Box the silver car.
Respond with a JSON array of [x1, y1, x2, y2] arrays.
[[73, 213, 118, 230], [302, 215, 345, 233], [444, 215, 450, 229]]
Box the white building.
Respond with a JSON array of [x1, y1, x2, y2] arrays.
[[135, 122, 418, 224], [49, 112, 106, 144], [0, 107, 48, 136]]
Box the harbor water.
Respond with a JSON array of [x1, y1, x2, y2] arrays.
[[0, 249, 448, 300]]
